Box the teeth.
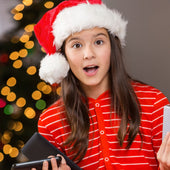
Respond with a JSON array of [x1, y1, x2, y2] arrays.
[[87, 66, 95, 68]]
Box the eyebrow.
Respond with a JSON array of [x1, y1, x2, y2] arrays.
[[95, 33, 108, 38], [67, 37, 80, 43], [67, 32, 108, 43]]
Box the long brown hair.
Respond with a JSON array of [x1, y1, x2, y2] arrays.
[[60, 32, 141, 162]]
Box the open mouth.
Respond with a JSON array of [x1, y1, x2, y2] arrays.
[[83, 66, 99, 73]]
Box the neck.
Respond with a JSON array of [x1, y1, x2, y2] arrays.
[[81, 82, 110, 99]]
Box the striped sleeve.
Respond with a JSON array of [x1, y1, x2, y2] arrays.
[[38, 106, 64, 151], [151, 90, 169, 153]]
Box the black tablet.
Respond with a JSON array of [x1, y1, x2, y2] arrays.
[[11, 156, 61, 170], [11, 132, 81, 170]]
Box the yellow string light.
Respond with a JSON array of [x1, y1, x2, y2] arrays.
[[13, 13, 23, 20], [42, 85, 52, 94], [26, 66, 37, 75], [37, 82, 46, 91], [2, 131, 12, 143], [3, 144, 12, 155], [0, 152, 4, 162], [9, 51, 19, 60], [6, 92, 16, 102], [11, 9, 17, 15], [6, 77, 17, 87], [20, 34, 30, 43], [25, 41, 34, 49], [1, 86, 10, 96], [13, 60, 23, 69], [1, 137, 11, 144], [41, 47, 46, 53], [16, 97, 26, 107], [19, 49, 28, 58], [44, 1, 54, 9], [24, 107, 36, 119], [56, 87, 62, 96], [22, 0, 33, 6], [24, 24, 35, 32], [15, 4, 25, 11], [9, 147, 19, 158], [14, 122, 23, 132], [1, 136, 10, 145], [32, 90, 42, 100]]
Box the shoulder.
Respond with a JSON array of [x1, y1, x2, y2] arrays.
[[132, 81, 165, 96], [132, 81, 169, 106], [132, 81, 160, 93]]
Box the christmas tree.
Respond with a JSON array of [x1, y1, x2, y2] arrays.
[[0, 0, 63, 169]]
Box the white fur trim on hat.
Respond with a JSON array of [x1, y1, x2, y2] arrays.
[[52, 3, 128, 49], [39, 53, 70, 84]]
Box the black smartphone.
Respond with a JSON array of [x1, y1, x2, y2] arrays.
[[11, 156, 62, 170]]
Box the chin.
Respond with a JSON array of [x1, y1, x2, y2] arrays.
[[82, 81, 101, 87]]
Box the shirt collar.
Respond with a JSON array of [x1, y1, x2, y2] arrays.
[[88, 90, 110, 103]]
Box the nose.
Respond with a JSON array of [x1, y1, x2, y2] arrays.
[[83, 45, 95, 60]]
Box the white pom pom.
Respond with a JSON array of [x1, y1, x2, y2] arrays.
[[39, 53, 70, 84]]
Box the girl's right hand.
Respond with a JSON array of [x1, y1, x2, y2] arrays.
[[157, 132, 170, 170]]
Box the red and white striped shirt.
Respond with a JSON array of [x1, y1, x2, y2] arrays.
[[38, 82, 169, 170]]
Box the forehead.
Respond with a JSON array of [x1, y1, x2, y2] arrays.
[[66, 27, 109, 40]]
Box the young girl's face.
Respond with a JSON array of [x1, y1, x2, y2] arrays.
[[65, 27, 111, 95]]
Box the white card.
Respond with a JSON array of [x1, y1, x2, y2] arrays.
[[162, 105, 170, 140]]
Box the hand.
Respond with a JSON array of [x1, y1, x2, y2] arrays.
[[157, 132, 170, 170], [31, 154, 71, 170]]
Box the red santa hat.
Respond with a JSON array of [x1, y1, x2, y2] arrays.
[[34, 0, 128, 85]]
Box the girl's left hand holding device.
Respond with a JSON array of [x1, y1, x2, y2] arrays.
[[31, 155, 71, 170], [157, 132, 170, 170]]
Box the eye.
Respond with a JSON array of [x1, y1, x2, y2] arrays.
[[95, 40, 104, 45], [72, 43, 82, 49]]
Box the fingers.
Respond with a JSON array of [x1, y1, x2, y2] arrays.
[[157, 132, 169, 159], [157, 132, 170, 169], [41, 154, 71, 170], [42, 160, 49, 170], [57, 154, 66, 165], [50, 157, 58, 169], [56, 154, 71, 170]]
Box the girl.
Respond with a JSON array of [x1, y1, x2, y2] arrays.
[[33, 0, 170, 169]]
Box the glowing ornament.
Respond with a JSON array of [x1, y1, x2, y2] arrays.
[[35, 99, 46, 110], [1, 86, 10, 96], [4, 104, 14, 115], [44, 1, 54, 9], [9, 51, 19, 60], [7, 77, 17, 87], [0, 53, 9, 63], [13, 60, 23, 69], [0, 98, 6, 108], [24, 107, 36, 119], [27, 66, 37, 75], [0, 152, 4, 162]]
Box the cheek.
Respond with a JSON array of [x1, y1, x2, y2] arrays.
[[68, 60, 77, 71], [66, 53, 81, 71], [65, 50, 76, 64], [100, 47, 111, 64], [65, 48, 80, 61]]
